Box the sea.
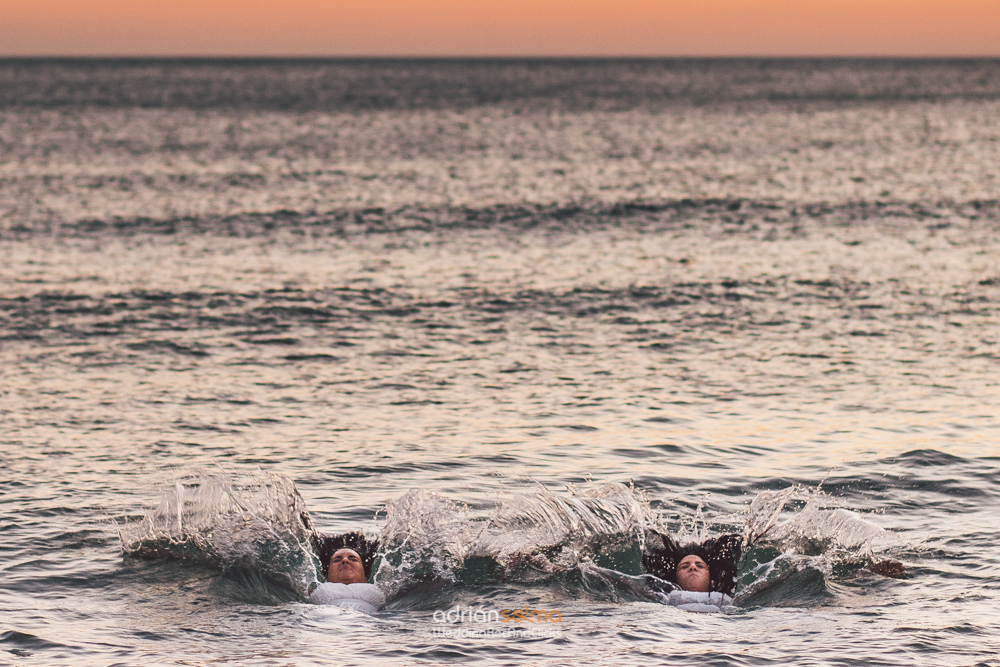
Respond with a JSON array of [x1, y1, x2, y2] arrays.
[[1, 58, 999, 666]]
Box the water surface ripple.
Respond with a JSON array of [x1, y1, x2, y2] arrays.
[[1, 59, 999, 667]]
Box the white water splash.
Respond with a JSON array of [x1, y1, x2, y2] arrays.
[[118, 471, 320, 598], [734, 485, 901, 606], [743, 485, 897, 558], [745, 487, 797, 544], [375, 489, 474, 594], [373, 482, 649, 595], [769, 502, 897, 557], [118, 475, 899, 608], [472, 482, 648, 560]]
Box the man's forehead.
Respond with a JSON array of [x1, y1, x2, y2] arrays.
[[332, 548, 361, 558]]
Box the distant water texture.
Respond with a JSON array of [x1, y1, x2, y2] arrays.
[[1, 59, 999, 667]]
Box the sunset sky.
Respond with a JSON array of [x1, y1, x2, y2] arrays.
[[3, 0, 999, 57]]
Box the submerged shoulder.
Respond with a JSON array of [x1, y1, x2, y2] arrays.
[[309, 582, 352, 603], [346, 583, 386, 606], [309, 582, 386, 610], [665, 589, 734, 613]]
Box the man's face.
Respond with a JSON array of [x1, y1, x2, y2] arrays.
[[328, 548, 367, 584], [676, 555, 710, 592]]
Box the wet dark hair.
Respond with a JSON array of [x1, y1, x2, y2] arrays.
[[312, 531, 380, 580], [643, 529, 743, 595]]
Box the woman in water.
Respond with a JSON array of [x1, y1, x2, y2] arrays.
[[637, 529, 743, 611], [642, 529, 743, 595], [641, 526, 904, 612]]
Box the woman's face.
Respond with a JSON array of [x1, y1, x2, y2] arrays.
[[676, 555, 710, 592], [328, 548, 367, 584]]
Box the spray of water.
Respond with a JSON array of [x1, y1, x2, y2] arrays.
[[118, 471, 321, 601], [119, 473, 899, 608], [473, 482, 647, 560], [372, 482, 649, 596], [374, 489, 474, 595], [744, 485, 896, 557], [735, 485, 900, 606]]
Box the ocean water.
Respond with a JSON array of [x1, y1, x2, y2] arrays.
[[1, 58, 1000, 666]]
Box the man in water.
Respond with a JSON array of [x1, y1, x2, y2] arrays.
[[327, 548, 369, 584], [309, 532, 385, 613], [312, 531, 380, 582], [675, 554, 711, 592]]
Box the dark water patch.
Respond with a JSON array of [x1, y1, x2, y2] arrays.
[[611, 448, 662, 460], [126, 340, 210, 357], [15, 252, 932, 378], [473, 453, 522, 465], [255, 305, 337, 322], [631, 476, 727, 495], [371, 350, 435, 358], [881, 449, 969, 467], [383, 307, 420, 317], [25, 528, 113, 552], [0, 630, 69, 654], [183, 396, 255, 406], [210, 566, 304, 605], [643, 416, 683, 424], [3, 59, 1000, 112], [283, 353, 340, 362], [7, 197, 1000, 239], [244, 337, 300, 345], [728, 463, 999, 514], [3, 557, 65, 573], [896, 622, 989, 637], [650, 444, 686, 455], [172, 420, 242, 433]]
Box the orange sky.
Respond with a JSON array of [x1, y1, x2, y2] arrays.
[[3, 0, 998, 57]]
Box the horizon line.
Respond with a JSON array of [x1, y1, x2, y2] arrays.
[[3, 54, 1000, 60]]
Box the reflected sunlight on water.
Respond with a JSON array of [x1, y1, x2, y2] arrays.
[[1, 59, 999, 666]]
